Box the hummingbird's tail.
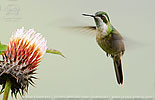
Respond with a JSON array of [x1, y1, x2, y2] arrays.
[[113, 56, 123, 85]]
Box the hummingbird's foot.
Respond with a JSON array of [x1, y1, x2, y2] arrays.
[[106, 53, 110, 57], [121, 50, 125, 55]]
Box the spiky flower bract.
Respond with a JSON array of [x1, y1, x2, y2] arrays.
[[0, 27, 47, 97]]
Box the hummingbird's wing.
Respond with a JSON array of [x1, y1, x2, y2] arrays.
[[111, 27, 124, 40], [74, 25, 124, 39], [75, 26, 96, 30], [64, 26, 99, 36], [110, 27, 125, 85]]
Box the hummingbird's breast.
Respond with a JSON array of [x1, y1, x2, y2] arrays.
[[96, 32, 125, 56]]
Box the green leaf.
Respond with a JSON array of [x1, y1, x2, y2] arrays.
[[46, 48, 65, 58], [0, 42, 7, 55]]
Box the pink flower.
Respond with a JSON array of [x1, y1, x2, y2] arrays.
[[0, 27, 47, 97]]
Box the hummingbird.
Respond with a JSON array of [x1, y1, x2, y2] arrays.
[[82, 11, 125, 85]]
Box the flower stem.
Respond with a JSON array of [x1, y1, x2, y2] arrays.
[[3, 79, 11, 100]]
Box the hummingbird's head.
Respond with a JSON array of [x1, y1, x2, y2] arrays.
[[82, 11, 110, 25], [82, 11, 111, 33], [82, 11, 110, 24], [95, 11, 110, 24]]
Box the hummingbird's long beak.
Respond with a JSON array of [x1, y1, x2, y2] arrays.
[[82, 13, 95, 17]]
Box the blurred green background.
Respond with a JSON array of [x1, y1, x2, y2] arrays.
[[0, 0, 155, 99]]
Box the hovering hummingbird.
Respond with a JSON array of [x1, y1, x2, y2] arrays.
[[82, 11, 125, 85]]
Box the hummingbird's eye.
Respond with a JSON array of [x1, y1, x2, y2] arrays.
[[100, 15, 108, 23]]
